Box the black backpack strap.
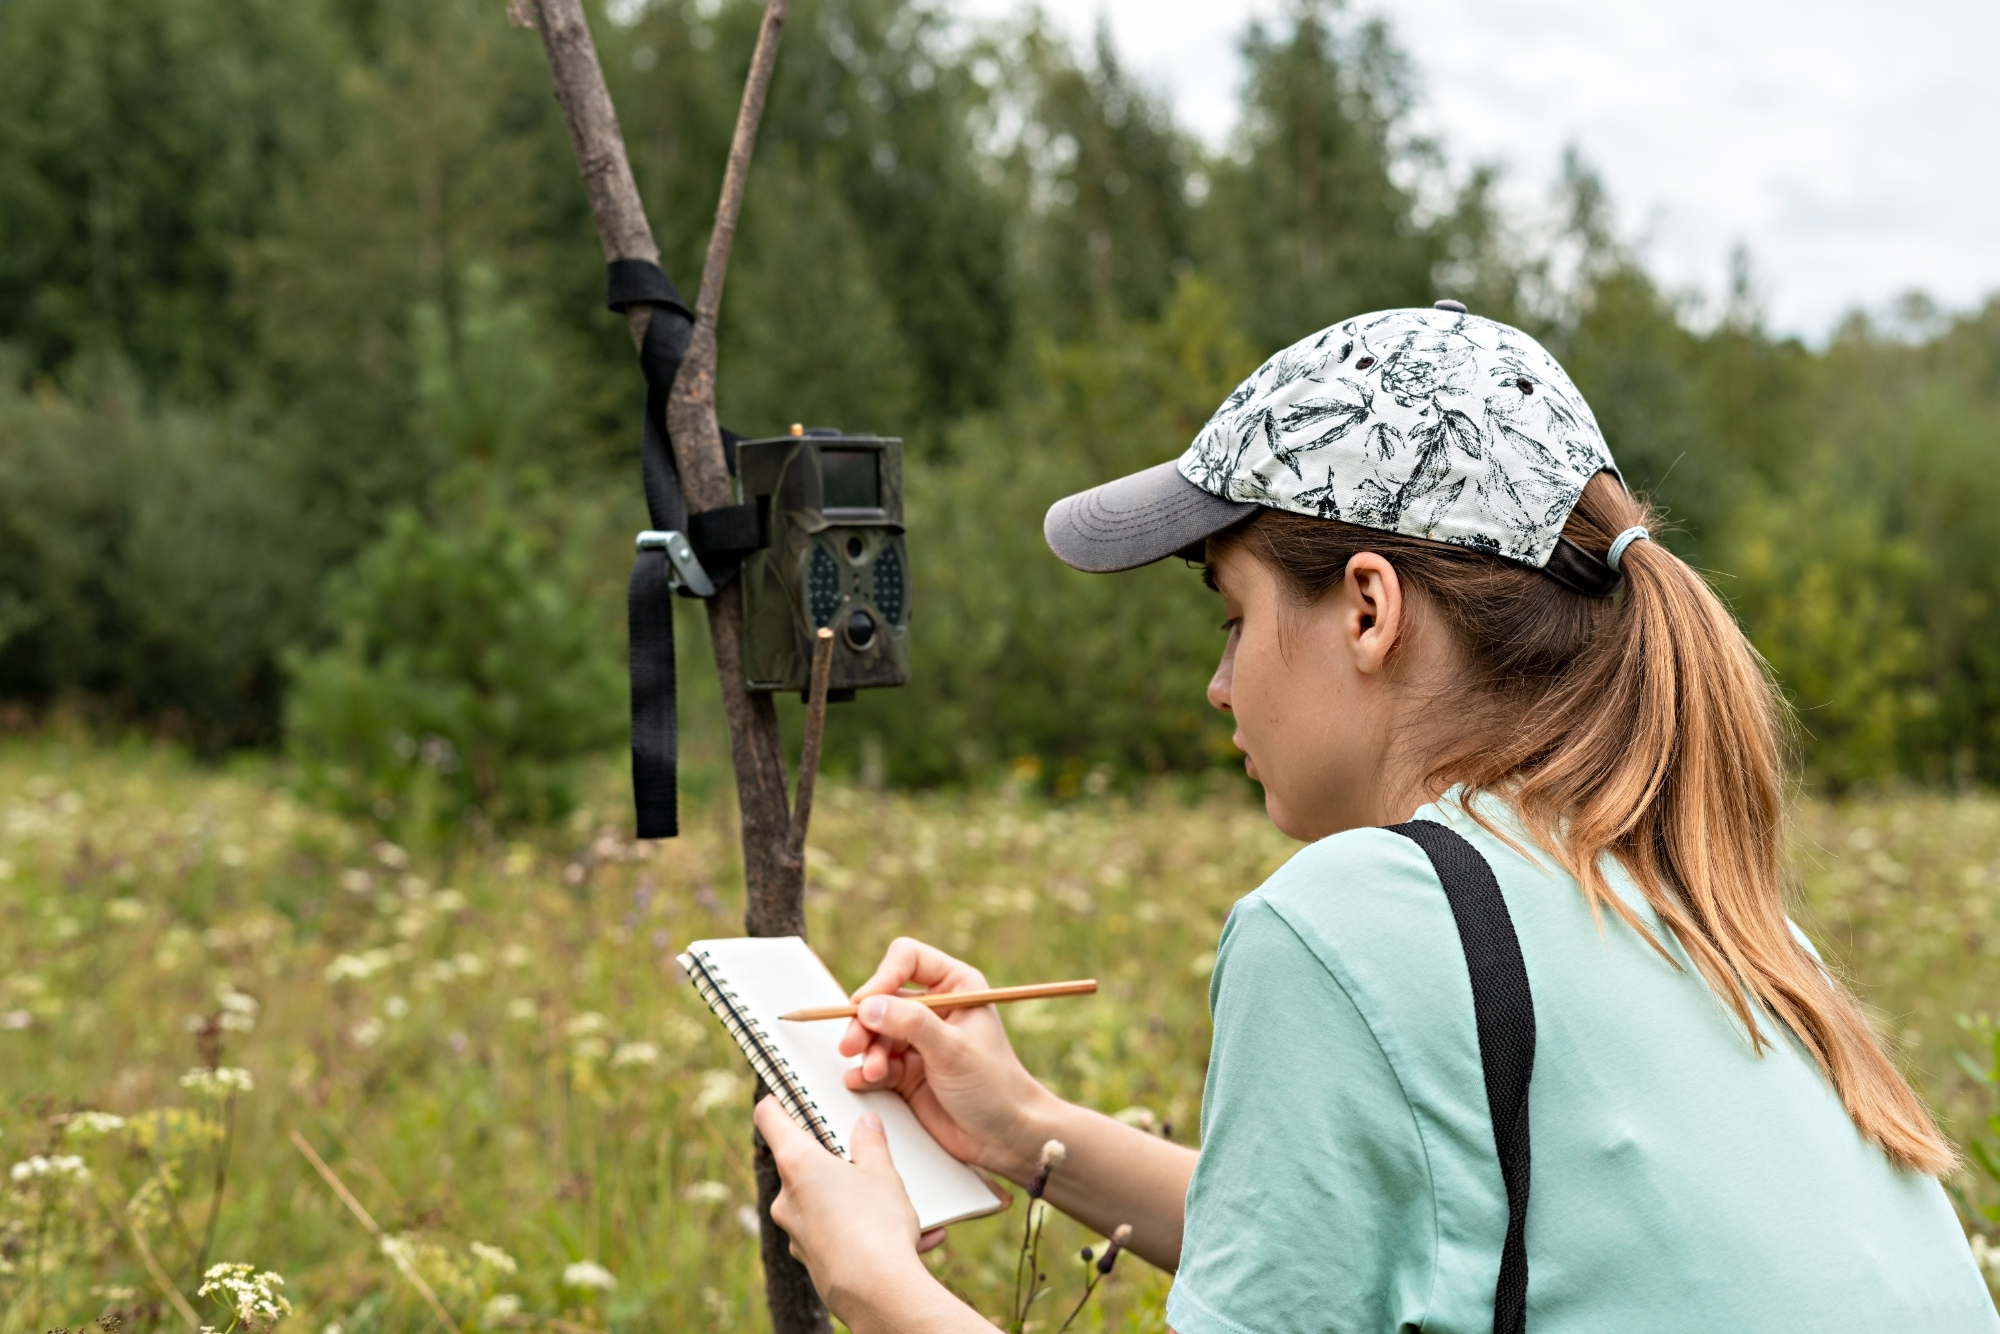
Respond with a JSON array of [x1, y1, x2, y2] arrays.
[[1387, 819, 1535, 1334]]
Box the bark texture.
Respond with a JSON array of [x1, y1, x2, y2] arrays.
[[522, 2, 824, 1330]]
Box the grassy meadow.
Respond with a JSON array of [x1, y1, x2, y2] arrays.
[[0, 733, 1996, 1330]]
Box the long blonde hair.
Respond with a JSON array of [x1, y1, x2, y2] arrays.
[[1216, 471, 1953, 1175]]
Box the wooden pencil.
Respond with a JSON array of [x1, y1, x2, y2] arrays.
[[777, 979, 1097, 1022]]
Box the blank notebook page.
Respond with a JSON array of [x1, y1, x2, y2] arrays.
[[681, 935, 1004, 1230]]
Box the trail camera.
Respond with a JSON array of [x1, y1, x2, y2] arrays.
[[737, 428, 910, 698]]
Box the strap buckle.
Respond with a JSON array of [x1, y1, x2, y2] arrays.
[[636, 530, 716, 597]]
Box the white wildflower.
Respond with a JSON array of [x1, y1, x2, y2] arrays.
[[106, 897, 146, 923], [564, 1012, 609, 1039], [383, 995, 409, 1019], [469, 1241, 517, 1275], [498, 943, 532, 968], [736, 1205, 762, 1237], [681, 1180, 729, 1204], [181, 1067, 254, 1098], [504, 998, 538, 1023], [372, 841, 409, 870], [350, 1017, 385, 1047], [691, 1069, 745, 1115], [1973, 1232, 2000, 1279], [63, 1111, 127, 1139], [217, 985, 260, 1032], [432, 890, 466, 913], [324, 949, 393, 982], [10, 1154, 89, 1183], [562, 1259, 617, 1292], [198, 1261, 292, 1328], [610, 1041, 659, 1069], [1, 1011, 30, 1031], [482, 1294, 523, 1322], [338, 867, 373, 894]]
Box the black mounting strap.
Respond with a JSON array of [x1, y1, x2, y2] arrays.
[[611, 258, 765, 839], [1386, 819, 1537, 1334]]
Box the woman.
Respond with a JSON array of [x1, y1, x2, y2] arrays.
[[754, 305, 1998, 1331]]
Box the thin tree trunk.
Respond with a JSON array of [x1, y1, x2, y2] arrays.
[[517, 2, 824, 1330]]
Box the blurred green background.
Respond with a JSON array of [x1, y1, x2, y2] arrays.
[[2, 0, 1998, 811]]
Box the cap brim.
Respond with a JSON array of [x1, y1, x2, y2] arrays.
[[1044, 460, 1259, 573]]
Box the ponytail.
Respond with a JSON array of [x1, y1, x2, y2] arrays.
[[1220, 473, 1955, 1175]]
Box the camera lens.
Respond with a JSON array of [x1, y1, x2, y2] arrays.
[[843, 608, 877, 650], [845, 535, 865, 560]]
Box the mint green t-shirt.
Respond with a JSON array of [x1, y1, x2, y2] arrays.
[[1169, 796, 1996, 1333]]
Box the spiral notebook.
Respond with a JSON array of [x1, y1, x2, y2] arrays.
[[677, 935, 1007, 1230]]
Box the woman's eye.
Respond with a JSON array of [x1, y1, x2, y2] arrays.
[[1218, 617, 1241, 635]]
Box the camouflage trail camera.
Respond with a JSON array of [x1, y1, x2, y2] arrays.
[[737, 428, 911, 698]]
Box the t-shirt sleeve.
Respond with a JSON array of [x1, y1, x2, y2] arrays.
[[1168, 896, 1435, 1334]]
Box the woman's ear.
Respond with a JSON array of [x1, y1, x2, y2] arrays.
[[1344, 552, 1403, 675]]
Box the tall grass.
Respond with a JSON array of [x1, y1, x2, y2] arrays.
[[0, 735, 1993, 1328]]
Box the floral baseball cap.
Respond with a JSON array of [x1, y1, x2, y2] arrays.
[[1044, 303, 1621, 582]]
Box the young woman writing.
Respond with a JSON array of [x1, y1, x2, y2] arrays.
[[753, 305, 1998, 1330]]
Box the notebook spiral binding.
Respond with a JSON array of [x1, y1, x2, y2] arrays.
[[682, 949, 845, 1157]]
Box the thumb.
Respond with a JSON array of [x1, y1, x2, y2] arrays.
[[755, 1096, 812, 1166], [847, 1111, 898, 1178]]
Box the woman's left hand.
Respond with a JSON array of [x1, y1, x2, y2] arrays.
[[755, 1098, 958, 1328]]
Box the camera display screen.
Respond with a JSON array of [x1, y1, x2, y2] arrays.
[[820, 447, 880, 510]]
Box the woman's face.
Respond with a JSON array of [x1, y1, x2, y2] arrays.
[[1204, 544, 1417, 842]]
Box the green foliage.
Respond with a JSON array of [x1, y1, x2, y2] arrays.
[[839, 278, 1258, 784], [0, 356, 323, 748], [283, 274, 621, 835]]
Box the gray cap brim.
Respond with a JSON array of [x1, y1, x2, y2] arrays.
[[1044, 460, 1259, 573]]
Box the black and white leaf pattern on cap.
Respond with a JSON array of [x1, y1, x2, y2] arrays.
[[1177, 307, 1616, 566]]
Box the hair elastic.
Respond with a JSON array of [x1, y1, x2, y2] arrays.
[[1605, 526, 1650, 573]]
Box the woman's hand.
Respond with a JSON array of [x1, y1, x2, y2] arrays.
[[840, 937, 1057, 1183], [757, 1100, 981, 1333]]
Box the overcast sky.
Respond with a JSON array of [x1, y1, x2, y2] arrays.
[[958, 0, 2000, 340]]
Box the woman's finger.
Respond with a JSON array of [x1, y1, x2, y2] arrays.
[[917, 1227, 948, 1254], [849, 937, 990, 1003]]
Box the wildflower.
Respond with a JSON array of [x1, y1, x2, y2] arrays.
[[197, 1262, 292, 1330], [482, 1294, 523, 1322], [324, 949, 393, 982], [1974, 1232, 2000, 1280], [63, 1111, 127, 1139], [610, 1041, 660, 1069], [383, 995, 409, 1019], [681, 1180, 730, 1204], [504, 998, 538, 1023], [469, 1241, 517, 1275], [562, 1260, 617, 1292], [10, 1154, 90, 1183], [1097, 1223, 1132, 1275], [691, 1069, 745, 1115], [564, 1012, 609, 1039], [217, 985, 260, 1033], [350, 1017, 385, 1047], [180, 1067, 254, 1098], [1027, 1138, 1066, 1199], [1, 1010, 30, 1030], [499, 943, 532, 968]]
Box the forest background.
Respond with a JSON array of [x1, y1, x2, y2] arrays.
[[5, 0, 1999, 819]]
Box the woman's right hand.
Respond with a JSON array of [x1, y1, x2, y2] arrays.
[[840, 937, 1056, 1184]]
